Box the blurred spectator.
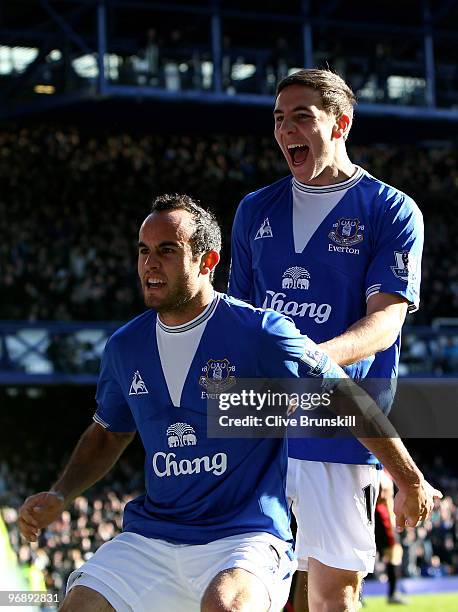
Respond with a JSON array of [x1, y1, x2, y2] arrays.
[[442, 337, 458, 373], [374, 470, 408, 604], [222, 36, 235, 94], [421, 554, 447, 578], [144, 28, 160, 86], [46, 335, 76, 374]]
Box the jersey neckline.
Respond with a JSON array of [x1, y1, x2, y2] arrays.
[[292, 165, 364, 195], [156, 291, 220, 334]]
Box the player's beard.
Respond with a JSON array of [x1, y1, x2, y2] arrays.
[[143, 274, 195, 315]]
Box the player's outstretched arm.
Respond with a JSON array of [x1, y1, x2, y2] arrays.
[[18, 422, 135, 541]]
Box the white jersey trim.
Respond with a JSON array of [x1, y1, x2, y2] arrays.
[[292, 166, 364, 194], [365, 285, 418, 313], [157, 292, 220, 334], [366, 284, 382, 301], [93, 413, 110, 429]]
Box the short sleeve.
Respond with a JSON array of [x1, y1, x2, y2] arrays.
[[228, 199, 253, 303], [259, 310, 346, 380], [365, 195, 423, 313], [94, 339, 136, 433]]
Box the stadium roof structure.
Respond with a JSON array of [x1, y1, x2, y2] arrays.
[[0, 0, 457, 124]]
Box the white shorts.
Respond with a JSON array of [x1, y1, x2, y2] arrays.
[[66, 531, 296, 612], [287, 459, 381, 575]]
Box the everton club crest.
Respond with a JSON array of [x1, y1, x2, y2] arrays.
[[329, 218, 364, 246], [199, 358, 236, 393]]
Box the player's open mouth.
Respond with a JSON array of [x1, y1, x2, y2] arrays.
[[287, 143, 309, 166], [145, 278, 167, 290]]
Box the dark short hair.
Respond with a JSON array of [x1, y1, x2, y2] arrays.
[[276, 69, 356, 123], [150, 194, 221, 278]]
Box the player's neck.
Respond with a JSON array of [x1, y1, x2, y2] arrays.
[[158, 286, 215, 327], [305, 152, 355, 187]]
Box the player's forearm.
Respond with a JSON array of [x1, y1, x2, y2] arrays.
[[51, 423, 134, 506], [333, 379, 423, 490], [319, 310, 400, 366], [359, 436, 423, 491]]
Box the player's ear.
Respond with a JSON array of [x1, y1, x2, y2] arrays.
[[200, 250, 220, 275], [332, 114, 351, 140]]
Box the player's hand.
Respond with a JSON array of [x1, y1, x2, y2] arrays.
[[18, 491, 65, 542], [393, 479, 442, 532]]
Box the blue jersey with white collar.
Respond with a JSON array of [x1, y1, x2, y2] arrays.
[[94, 293, 345, 544], [229, 168, 423, 464]]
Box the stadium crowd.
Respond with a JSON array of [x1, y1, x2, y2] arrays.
[[1, 126, 457, 373]]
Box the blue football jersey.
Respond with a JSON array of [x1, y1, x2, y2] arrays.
[[94, 293, 345, 545], [229, 169, 423, 464]]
